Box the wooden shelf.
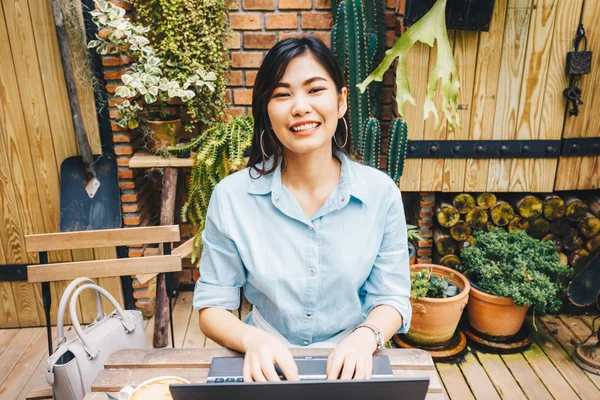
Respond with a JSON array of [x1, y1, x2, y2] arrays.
[[128, 150, 194, 168]]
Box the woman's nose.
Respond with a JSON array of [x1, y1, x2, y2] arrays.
[[291, 94, 311, 116]]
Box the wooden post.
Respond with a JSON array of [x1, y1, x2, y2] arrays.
[[465, 207, 488, 230], [490, 200, 514, 226], [542, 194, 566, 220], [476, 192, 497, 210], [450, 220, 471, 241], [153, 167, 178, 348], [436, 201, 460, 228], [453, 194, 475, 214], [433, 228, 457, 257], [564, 194, 588, 222], [512, 194, 543, 220]]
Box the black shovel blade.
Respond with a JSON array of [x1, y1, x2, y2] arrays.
[[60, 154, 121, 231], [568, 251, 600, 307]]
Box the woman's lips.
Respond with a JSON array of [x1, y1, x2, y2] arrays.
[[290, 123, 320, 136]]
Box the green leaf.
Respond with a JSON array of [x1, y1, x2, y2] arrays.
[[127, 119, 139, 129]]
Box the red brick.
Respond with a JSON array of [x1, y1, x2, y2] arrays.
[[114, 144, 133, 155], [109, 108, 122, 119], [386, 0, 395, 9], [224, 32, 241, 49], [118, 169, 134, 180], [385, 12, 396, 28], [108, 97, 126, 106], [315, 0, 331, 9], [227, 107, 247, 117], [105, 83, 120, 94], [231, 52, 264, 68], [135, 299, 153, 309], [418, 219, 433, 228], [279, 0, 311, 9], [245, 70, 258, 86], [417, 240, 433, 248], [301, 12, 332, 29], [419, 210, 434, 219], [192, 268, 200, 282], [112, 133, 131, 143], [382, 105, 393, 121], [133, 288, 151, 299], [382, 88, 393, 103], [386, 30, 396, 48], [417, 248, 432, 257], [117, 156, 132, 167], [265, 14, 297, 30], [417, 257, 432, 264], [119, 180, 137, 190], [227, 0, 240, 10], [110, 1, 132, 10], [132, 278, 149, 290], [229, 14, 262, 30], [121, 190, 139, 203], [420, 200, 435, 208], [233, 89, 253, 106], [242, 0, 274, 10], [225, 89, 233, 104], [102, 55, 129, 66], [419, 229, 433, 238], [313, 32, 331, 47], [225, 70, 243, 86], [104, 70, 125, 80], [123, 214, 141, 226], [121, 202, 140, 213], [244, 33, 276, 49], [278, 32, 305, 41]]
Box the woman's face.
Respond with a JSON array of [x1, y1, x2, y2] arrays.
[[267, 53, 347, 156]]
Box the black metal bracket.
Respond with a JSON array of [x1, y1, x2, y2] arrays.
[[561, 138, 600, 157], [405, 140, 562, 159], [403, 0, 497, 32], [0, 264, 29, 282]]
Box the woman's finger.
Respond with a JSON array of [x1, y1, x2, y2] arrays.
[[353, 358, 367, 380], [339, 356, 356, 380], [251, 357, 268, 382], [365, 357, 373, 380], [326, 352, 344, 380], [274, 349, 299, 381], [260, 353, 281, 382], [243, 354, 252, 382]]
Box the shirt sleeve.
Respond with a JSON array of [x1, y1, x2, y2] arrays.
[[193, 184, 247, 311], [360, 186, 412, 333]]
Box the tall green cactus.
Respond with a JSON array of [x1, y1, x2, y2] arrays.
[[386, 117, 409, 181], [331, 0, 385, 157], [362, 117, 381, 168]]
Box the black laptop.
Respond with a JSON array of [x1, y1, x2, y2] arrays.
[[169, 355, 430, 400]]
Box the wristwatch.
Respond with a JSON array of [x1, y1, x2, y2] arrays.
[[353, 323, 385, 351]]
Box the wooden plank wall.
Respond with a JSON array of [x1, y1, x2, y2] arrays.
[[399, 0, 599, 192], [0, 0, 122, 328]]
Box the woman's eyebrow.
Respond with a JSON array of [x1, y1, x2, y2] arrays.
[[275, 76, 328, 88]]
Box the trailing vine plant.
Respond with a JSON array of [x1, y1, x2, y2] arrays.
[[167, 115, 254, 262], [129, 0, 230, 131]]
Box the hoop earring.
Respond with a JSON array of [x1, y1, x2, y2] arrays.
[[334, 118, 348, 148], [260, 130, 267, 159]]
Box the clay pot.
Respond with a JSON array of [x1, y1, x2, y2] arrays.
[[406, 264, 470, 347], [147, 119, 183, 152], [467, 284, 528, 337], [408, 242, 416, 265]]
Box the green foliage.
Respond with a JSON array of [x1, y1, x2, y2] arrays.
[[407, 224, 424, 242], [386, 117, 409, 181], [460, 228, 573, 313], [411, 270, 458, 300], [362, 117, 381, 168], [168, 115, 254, 263], [132, 0, 230, 130], [358, 0, 461, 129], [331, 0, 385, 156]]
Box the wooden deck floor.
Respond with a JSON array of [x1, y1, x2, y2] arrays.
[[1, 291, 599, 399]]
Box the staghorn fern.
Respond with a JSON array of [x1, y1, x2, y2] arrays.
[[168, 115, 254, 263]]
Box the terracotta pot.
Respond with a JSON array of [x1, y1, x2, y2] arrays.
[[467, 284, 528, 337], [147, 119, 183, 152], [405, 264, 470, 347], [408, 242, 416, 265]]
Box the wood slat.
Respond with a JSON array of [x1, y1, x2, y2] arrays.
[[436, 362, 475, 400], [94, 247, 123, 315], [171, 292, 194, 349], [0, 328, 43, 387], [183, 308, 207, 349], [464, 0, 508, 192], [25, 225, 181, 252], [487, 0, 532, 192], [456, 351, 501, 400], [521, 342, 579, 400], [536, 316, 600, 398], [84, 394, 446, 400], [476, 352, 527, 399], [509, 0, 557, 192], [27, 254, 182, 283], [129, 150, 195, 168], [500, 352, 553, 399]]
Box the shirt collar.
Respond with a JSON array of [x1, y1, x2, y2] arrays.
[[247, 150, 367, 204]]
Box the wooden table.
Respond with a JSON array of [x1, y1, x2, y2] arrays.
[[84, 348, 446, 399]]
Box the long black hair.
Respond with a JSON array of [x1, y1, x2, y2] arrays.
[[247, 37, 350, 178]]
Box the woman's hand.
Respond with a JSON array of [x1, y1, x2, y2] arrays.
[[326, 327, 378, 380], [242, 329, 299, 382]]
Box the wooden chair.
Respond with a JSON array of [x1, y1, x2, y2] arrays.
[[24, 225, 182, 359]]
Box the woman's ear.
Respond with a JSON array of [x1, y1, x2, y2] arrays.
[[338, 87, 348, 118]]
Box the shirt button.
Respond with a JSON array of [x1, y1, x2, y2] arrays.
[[275, 196, 280, 202], [309, 269, 315, 275], [304, 340, 309, 345], [341, 197, 346, 202], [308, 225, 313, 230], [306, 311, 312, 317]]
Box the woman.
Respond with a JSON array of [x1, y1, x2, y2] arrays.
[[193, 37, 411, 382]]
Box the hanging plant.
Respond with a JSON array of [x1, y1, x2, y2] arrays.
[[357, 0, 460, 128], [167, 115, 254, 262]]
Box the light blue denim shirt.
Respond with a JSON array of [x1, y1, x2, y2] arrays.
[[193, 150, 412, 346]]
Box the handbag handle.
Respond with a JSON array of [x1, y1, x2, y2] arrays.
[[56, 277, 104, 346], [69, 284, 136, 359]]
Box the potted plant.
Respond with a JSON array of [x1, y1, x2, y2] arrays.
[[87, 0, 218, 152], [407, 224, 423, 265], [405, 264, 470, 347], [459, 228, 573, 337]]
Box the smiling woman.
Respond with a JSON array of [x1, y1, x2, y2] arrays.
[[193, 37, 411, 384]]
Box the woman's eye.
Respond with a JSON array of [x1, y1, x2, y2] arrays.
[[273, 92, 289, 98], [310, 87, 325, 94]]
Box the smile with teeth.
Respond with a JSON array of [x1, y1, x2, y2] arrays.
[[291, 123, 320, 132]]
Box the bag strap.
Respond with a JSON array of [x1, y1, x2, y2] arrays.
[[69, 284, 136, 359], [56, 277, 104, 346]]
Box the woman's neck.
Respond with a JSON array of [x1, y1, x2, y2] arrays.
[[281, 147, 341, 193]]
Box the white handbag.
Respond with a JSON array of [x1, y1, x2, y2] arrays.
[[47, 278, 149, 400]]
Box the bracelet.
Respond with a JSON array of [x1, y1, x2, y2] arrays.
[[352, 323, 384, 351]]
